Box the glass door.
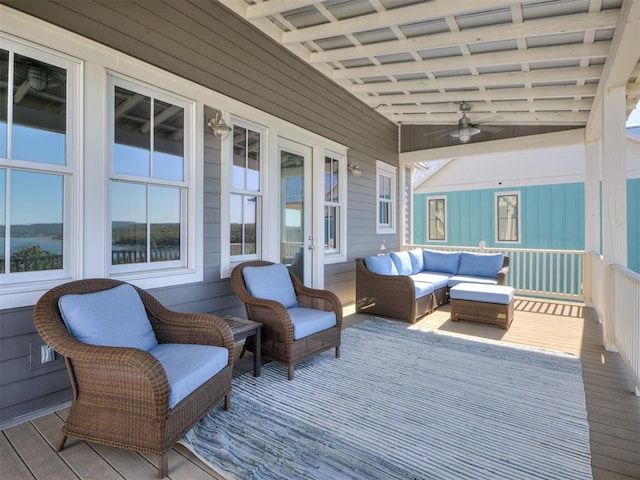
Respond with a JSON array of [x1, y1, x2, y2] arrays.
[[279, 138, 312, 284]]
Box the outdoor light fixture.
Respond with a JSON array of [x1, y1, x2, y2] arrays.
[[348, 162, 363, 177], [207, 111, 231, 140], [449, 102, 481, 144]]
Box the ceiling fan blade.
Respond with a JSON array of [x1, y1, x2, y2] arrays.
[[478, 125, 503, 133], [474, 114, 503, 125]]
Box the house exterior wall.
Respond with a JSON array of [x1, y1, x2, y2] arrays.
[[411, 136, 640, 273], [0, 4, 398, 426], [414, 183, 585, 250]]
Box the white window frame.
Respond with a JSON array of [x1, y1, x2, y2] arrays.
[[0, 37, 82, 307], [323, 150, 347, 264], [220, 116, 267, 277], [376, 160, 397, 234], [106, 74, 197, 280], [495, 191, 521, 244], [427, 196, 447, 242]]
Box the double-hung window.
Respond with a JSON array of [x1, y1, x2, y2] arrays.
[[108, 76, 193, 275], [496, 192, 520, 243], [427, 196, 447, 241], [376, 160, 397, 234], [0, 42, 78, 290], [229, 121, 262, 261], [324, 152, 344, 257]]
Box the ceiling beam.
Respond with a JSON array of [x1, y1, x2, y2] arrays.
[[586, 0, 640, 141], [309, 11, 618, 64], [400, 129, 586, 164], [366, 85, 598, 106], [378, 99, 594, 115], [352, 65, 604, 94], [333, 42, 610, 80], [391, 111, 589, 124]]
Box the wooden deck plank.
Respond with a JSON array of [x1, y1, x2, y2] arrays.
[[31, 411, 123, 480], [3, 421, 78, 480], [2, 299, 639, 480], [0, 432, 36, 480]]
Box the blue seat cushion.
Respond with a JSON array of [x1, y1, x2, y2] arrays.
[[450, 283, 514, 305], [457, 252, 504, 278], [243, 263, 299, 309], [390, 251, 413, 275], [448, 275, 499, 288], [58, 284, 158, 352], [149, 344, 228, 409], [411, 272, 450, 290], [423, 250, 461, 275], [287, 307, 337, 340], [413, 281, 434, 299], [407, 248, 424, 274], [364, 254, 398, 276]]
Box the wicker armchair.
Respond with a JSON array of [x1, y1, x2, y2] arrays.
[[230, 261, 342, 380], [33, 279, 234, 479]]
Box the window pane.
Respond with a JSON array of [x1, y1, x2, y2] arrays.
[[379, 175, 389, 199], [149, 186, 181, 262], [10, 171, 63, 272], [114, 86, 151, 177], [112, 182, 147, 264], [379, 202, 390, 225], [324, 205, 338, 250], [230, 193, 256, 256], [12, 54, 66, 165], [232, 126, 246, 190], [428, 198, 445, 241], [153, 99, 184, 181], [325, 156, 339, 203], [246, 130, 260, 191], [0, 50, 8, 158], [498, 194, 519, 242], [0, 169, 5, 271], [232, 126, 260, 192]]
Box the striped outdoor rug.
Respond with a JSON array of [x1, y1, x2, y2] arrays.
[[181, 318, 592, 480]]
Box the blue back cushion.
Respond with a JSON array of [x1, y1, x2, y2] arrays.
[[242, 263, 299, 309], [457, 252, 504, 278], [364, 255, 398, 276], [390, 251, 413, 276], [58, 284, 158, 351], [423, 249, 461, 275], [407, 248, 425, 274]]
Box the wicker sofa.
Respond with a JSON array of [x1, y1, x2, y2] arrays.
[[356, 249, 509, 323]]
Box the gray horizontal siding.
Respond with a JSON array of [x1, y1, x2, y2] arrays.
[[0, 2, 398, 425]]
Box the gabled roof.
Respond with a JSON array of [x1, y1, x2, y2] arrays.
[[221, 0, 640, 129]]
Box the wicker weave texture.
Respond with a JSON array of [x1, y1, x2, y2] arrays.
[[355, 255, 509, 324], [32, 279, 234, 478], [450, 298, 514, 330], [230, 261, 342, 380]]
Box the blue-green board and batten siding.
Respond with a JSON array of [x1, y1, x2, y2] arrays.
[[414, 180, 640, 274]]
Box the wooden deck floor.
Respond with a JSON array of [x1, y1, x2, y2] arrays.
[[2, 298, 639, 479]]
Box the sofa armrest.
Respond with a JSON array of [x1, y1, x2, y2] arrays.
[[497, 256, 510, 285]]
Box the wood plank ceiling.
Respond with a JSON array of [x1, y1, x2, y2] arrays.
[[220, 0, 640, 135]]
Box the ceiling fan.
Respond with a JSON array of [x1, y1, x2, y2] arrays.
[[449, 101, 482, 143]]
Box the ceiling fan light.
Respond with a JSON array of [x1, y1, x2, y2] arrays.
[[458, 127, 471, 143]]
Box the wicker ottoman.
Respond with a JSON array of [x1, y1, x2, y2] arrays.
[[449, 283, 515, 330]]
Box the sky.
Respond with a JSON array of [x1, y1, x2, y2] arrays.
[[627, 101, 640, 127]]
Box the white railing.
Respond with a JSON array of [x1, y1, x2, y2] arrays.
[[612, 264, 640, 396], [407, 244, 584, 301], [585, 252, 605, 319]]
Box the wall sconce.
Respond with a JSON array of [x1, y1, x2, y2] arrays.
[[207, 111, 231, 140], [348, 162, 363, 177]]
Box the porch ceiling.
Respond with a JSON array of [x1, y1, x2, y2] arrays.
[[220, 0, 640, 130]]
